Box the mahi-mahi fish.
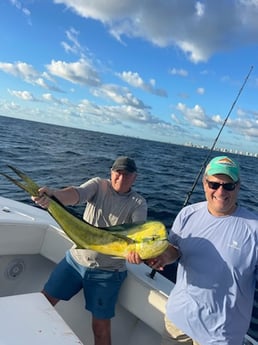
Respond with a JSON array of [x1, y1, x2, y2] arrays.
[[1, 165, 168, 259]]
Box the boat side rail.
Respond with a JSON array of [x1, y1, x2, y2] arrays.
[[118, 263, 174, 335], [244, 334, 258, 345], [0, 220, 73, 263], [0, 222, 47, 255], [39, 224, 73, 263]]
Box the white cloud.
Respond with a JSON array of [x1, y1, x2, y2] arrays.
[[0, 61, 63, 91], [8, 89, 35, 101], [173, 101, 258, 141], [169, 68, 188, 77], [0, 61, 38, 81], [46, 59, 101, 86], [53, 0, 258, 62], [61, 27, 84, 56], [118, 71, 167, 96], [176, 102, 214, 129], [9, 0, 31, 16], [197, 87, 205, 95], [91, 84, 148, 109]]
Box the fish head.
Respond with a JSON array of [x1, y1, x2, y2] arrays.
[[128, 221, 169, 259]]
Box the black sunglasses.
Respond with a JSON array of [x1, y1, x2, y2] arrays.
[[206, 180, 238, 191]]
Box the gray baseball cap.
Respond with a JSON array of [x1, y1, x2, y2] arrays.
[[112, 156, 137, 172]]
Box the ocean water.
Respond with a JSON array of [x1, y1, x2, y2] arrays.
[[1, 114, 258, 341], [1, 115, 258, 230]]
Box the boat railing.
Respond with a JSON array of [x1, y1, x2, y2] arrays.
[[243, 334, 258, 345]]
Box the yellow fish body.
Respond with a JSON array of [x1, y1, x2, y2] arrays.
[[1, 165, 168, 259]]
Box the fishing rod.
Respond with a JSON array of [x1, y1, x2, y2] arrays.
[[183, 65, 254, 207], [148, 65, 254, 280]]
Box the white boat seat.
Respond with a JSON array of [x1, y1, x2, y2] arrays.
[[0, 292, 83, 344]]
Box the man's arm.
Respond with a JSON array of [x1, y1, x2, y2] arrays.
[[31, 186, 80, 208]]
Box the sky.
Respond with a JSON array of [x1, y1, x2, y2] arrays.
[[0, 0, 258, 154]]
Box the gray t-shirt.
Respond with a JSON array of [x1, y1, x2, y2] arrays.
[[68, 177, 147, 271]]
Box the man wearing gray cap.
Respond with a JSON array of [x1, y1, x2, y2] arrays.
[[32, 156, 147, 345]]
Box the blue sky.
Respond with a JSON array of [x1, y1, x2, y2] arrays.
[[0, 1, 258, 153]]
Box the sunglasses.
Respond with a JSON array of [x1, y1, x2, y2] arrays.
[[206, 180, 238, 191]]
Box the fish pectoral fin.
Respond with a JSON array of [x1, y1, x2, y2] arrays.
[[110, 232, 135, 244]]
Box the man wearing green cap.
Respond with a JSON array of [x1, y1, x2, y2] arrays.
[[128, 155, 258, 345]]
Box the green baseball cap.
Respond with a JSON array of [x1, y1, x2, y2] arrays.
[[205, 156, 240, 182]]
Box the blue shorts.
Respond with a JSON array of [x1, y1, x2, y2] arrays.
[[43, 257, 127, 319]]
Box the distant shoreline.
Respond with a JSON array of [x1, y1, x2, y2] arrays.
[[184, 142, 258, 158]]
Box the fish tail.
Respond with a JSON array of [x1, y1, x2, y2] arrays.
[[1, 165, 40, 196]]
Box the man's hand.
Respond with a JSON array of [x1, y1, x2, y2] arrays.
[[146, 244, 180, 270], [126, 251, 143, 264], [31, 186, 53, 209]]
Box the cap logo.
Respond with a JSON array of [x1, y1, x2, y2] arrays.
[[217, 157, 236, 167]]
